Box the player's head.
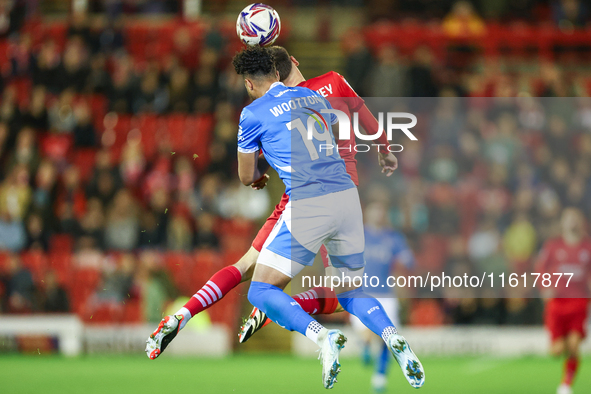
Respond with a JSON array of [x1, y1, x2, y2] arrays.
[[232, 46, 279, 99], [364, 200, 390, 229], [267, 45, 305, 87], [561, 207, 585, 241]]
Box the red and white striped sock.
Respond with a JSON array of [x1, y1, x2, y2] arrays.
[[258, 286, 339, 330], [294, 286, 339, 315], [563, 356, 579, 386], [176, 266, 242, 330]]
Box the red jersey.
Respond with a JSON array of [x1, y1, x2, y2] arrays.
[[535, 237, 591, 298], [298, 71, 365, 185]]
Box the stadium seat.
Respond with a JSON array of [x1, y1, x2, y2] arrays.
[[50, 234, 74, 253], [70, 267, 101, 314], [191, 249, 219, 285], [20, 250, 48, 284], [41, 134, 73, 162], [71, 148, 97, 182], [408, 299, 445, 326], [47, 251, 73, 286], [136, 114, 159, 159], [165, 252, 195, 296]]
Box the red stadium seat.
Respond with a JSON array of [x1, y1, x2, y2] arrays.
[[165, 253, 195, 296], [47, 251, 73, 286], [136, 114, 159, 159], [187, 115, 214, 170], [20, 250, 48, 284], [0, 252, 10, 274], [50, 234, 74, 253], [71, 148, 97, 182], [41, 134, 73, 161], [70, 267, 101, 312]]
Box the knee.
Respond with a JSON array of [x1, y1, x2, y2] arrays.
[[550, 340, 565, 357], [248, 281, 270, 307], [247, 282, 262, 306]]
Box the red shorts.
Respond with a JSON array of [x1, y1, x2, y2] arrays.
[[251, 192, 330, 268], [252, 193, 290, 252], [544, 298, 589, 342]]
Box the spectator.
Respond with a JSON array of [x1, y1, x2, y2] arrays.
[[0, 164, 31, 221], [104, 189, 140, 251], [31, 160, 58, 221], [22, 86, 49, 131], [41, 271, 69, 313], [368, 45, 407, 98], [167, 66, 191, 112], [1, 254, 36, 312], [10, 33, 33, 78], [96, 253, 135, 303], [85, 53, 112, 94], [78, 197, 104, 249], [48, 90, 77, 133], [72, 100, 96, 147], [195, 212, 219, 249], [120, 140, 146, 187], [343, 31, 374, 97], [7, 127, 40, 175], [408, 46, 439, 97], [25, 211, 49, 251], [132, 68, 167, 114], [32, 39, 61, 93], [166, 212, 194, 251], [442, 1, 486, 37], [553, 0, 589, 29], [87, 149, 122, 207], [108, 54, 135, 113]]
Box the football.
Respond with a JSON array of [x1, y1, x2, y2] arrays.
[[236, 3, 281, 47]]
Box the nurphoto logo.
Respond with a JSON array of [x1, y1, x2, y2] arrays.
[[307, 110, 418, 153]]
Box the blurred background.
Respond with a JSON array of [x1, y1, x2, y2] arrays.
[[0, 0, 590, 393]]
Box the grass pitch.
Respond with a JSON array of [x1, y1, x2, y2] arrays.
[[0, 353, 588, 394]]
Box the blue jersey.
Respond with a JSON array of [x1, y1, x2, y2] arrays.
[[363, 226, 415, 295], [237, 82, 354, 200]]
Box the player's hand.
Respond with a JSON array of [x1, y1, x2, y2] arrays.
[[378, 152, 398, 176], [251, 174, 270, 190]]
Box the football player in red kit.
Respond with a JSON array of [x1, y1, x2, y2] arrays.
[[146, 45, 398, 358], [535, 207, 591, 394]]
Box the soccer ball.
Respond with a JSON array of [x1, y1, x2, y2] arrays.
[[236, 3, 281, 47]]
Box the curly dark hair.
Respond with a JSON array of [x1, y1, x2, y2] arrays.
[[267, 46, 292, 82], [232, 45, 277, 78]]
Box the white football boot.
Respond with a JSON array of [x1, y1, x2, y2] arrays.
[[387, 333, 425, 388], [318, 329, 347, 389], [145, 315, 183, 359]]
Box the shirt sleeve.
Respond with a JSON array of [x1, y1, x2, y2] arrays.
[[334, 72, 365, 111], [237, 108, 262, 154], [323, 97, 338, 125]]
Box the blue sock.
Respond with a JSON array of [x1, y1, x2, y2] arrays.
[[248, 281, 315, 336], [376, 342, 390, 375], [337, 288, 396, 341]]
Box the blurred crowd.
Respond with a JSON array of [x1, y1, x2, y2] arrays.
[[1, 4, 590, 327]]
